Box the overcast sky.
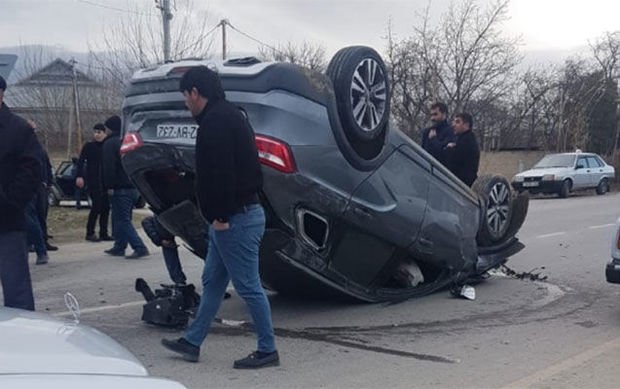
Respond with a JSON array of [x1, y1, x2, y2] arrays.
[[2, 0, 619, 59]]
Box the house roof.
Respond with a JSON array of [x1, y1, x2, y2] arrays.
[[16, 58, 99, 87]]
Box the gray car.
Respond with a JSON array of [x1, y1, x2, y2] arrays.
[[512, 152, 615, 198], [120, 46, 529, 302]]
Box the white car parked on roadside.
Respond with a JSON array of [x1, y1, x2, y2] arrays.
[[0, 307, 186, 389], [512, 151, 615, 198]]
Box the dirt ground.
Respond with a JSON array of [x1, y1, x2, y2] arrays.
[[47, 205, 147, 244]]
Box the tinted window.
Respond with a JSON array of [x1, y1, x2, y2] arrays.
[[577, 157, 588, 168], [587, 156, 601, 168]]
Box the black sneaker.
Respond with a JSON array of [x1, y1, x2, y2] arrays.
[[126, 250, 150, 259], [85, 234, 100, 242], [161, 338, 199, 362], [104, 248, 125, 256], [233, 351, 280, 369], [45, 242, 58, 251], [99, 235, 114, 241]]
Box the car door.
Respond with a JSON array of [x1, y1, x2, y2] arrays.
[[573, 156, 590, 189], [586, 156, 603, 186], [56, 162, 76, 197]]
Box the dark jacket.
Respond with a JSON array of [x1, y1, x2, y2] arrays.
[[0, 103, 42, 232], [421, 120, 455, 163], [77, 141, 104, 191], [444, 129, 480, 187], [33, 142, 53, 187], [194, 99, 263, 223], [102, 135, 133, 190]]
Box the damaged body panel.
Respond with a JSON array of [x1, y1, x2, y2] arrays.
[[121, 47, 529, 302]]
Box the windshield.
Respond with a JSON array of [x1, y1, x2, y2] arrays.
[[533, 154, 576, 169]]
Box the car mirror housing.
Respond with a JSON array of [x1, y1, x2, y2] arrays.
[[576, 164, 584, 170]]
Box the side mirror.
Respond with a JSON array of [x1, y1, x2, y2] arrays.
[[576, 164, 584, 170]]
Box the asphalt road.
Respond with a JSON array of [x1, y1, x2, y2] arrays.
[[5, 191, 620, 388]]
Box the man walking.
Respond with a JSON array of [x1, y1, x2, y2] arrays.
[[76, 123, 112, 242], [421, 102, 455, 163], [0, 75, 42, 310], [101, 115, 149, 259], [444, 112, 480, 187], [161, 66, 279, 369]]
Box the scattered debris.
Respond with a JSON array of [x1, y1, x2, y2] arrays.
[[450, 285, 476, 300], [498, 264, 548, 281]]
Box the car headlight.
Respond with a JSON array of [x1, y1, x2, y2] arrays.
[[542, 174, 555, 181], [513, 175, 524, 182]]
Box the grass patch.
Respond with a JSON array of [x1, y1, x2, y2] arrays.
[[47, 206, 148, 244]]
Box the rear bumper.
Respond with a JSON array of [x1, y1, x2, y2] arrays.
[[606, 258, 620, 284], [512, 180, 562, 194]]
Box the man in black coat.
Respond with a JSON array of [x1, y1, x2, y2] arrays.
[[76, 123, 111, 242], [421, 102, 455, 164], [101, 115, 148, 259], [0, 75, 42, 310], [444, 112, 480, 187], [161, 66, 279, 369]]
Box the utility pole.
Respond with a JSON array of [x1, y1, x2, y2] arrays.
[[156, 0, 173, 62], [69, 58, 83, 153], [221, 19, 229, 60], [612, 74, 620, 164]]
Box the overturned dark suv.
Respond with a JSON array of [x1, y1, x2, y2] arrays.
[[120, 46, 529, 302]]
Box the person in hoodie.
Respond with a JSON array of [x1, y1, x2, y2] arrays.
[[76, 123, 112, 242], [0, 75, 41, 310], [421, 102, 456, 164], [101, 115, 149, 259]]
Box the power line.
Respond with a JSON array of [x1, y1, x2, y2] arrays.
[[226, 22, 284, 56], [177, 22, 222, 56], [75, 0, 156, 16]]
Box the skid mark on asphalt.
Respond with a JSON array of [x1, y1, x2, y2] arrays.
[[501, 336, 620, 388]]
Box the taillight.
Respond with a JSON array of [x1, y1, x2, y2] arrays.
[[255, 135, 296, 174], [120, 132, 143, 154], [617, 228, 620, 250], [168, 66, 194, 75]]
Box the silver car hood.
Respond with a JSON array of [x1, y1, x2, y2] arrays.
[[516, 167, 572, 177], [0, 307, 147, 376]]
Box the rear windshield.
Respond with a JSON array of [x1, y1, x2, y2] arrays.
[[533, 154, 576, 169]]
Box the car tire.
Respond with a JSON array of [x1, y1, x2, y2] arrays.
[[472, 175, 514, 246], [47, 190, 59, 207], [596, 178, 609, 195], [558, 179, 571, 198], [326, 46, 390, 160]]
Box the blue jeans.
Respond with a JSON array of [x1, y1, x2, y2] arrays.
[[110, 188, 147, 253], [0, 231, 35, 310], [185, 205, 276, 353], [25, 198, 46, 257], [163, 246, 187, 284]]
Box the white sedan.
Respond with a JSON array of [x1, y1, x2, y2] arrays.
[[0, 307, 186, 389]]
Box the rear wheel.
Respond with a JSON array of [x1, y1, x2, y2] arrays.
[[558, 179, 571, 198], [596, 178, 609, 195], [473, 175, 514, 247], [326, 46, 390, 161]]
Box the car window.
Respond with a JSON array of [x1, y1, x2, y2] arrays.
[[587, 156, 601, 168], [60, 163, 75, 177], [534, 154, 576, 168], [577, 157, 589, 169]]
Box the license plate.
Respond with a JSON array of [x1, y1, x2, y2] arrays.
[[156, 124, 198, 139], [523, 181, 539, 187]]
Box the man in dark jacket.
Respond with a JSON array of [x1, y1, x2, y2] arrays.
[[101, 115, 148, 259], [0, 75, 42, 310], [76, 123, 111, 242], [421, 102, 455, 163], [161, 66, 279, 369], [444, 112, 480, 187]]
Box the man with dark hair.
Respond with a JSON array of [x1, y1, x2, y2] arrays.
[[421, 102, 455, 163], [0, 75, 42, 310], [101, 115, 149, 259], [444, 112, 480, 187], [77, 123, 111, 242], [161, 66, 279, 369]]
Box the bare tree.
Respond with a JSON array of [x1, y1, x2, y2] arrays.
[[258, 41, 327, 72]]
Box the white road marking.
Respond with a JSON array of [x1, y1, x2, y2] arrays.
[[52, 300, 144, 318], [502, 336, 620, 388], [588, 223, 615, 230], [535, 232, 566, 239]]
